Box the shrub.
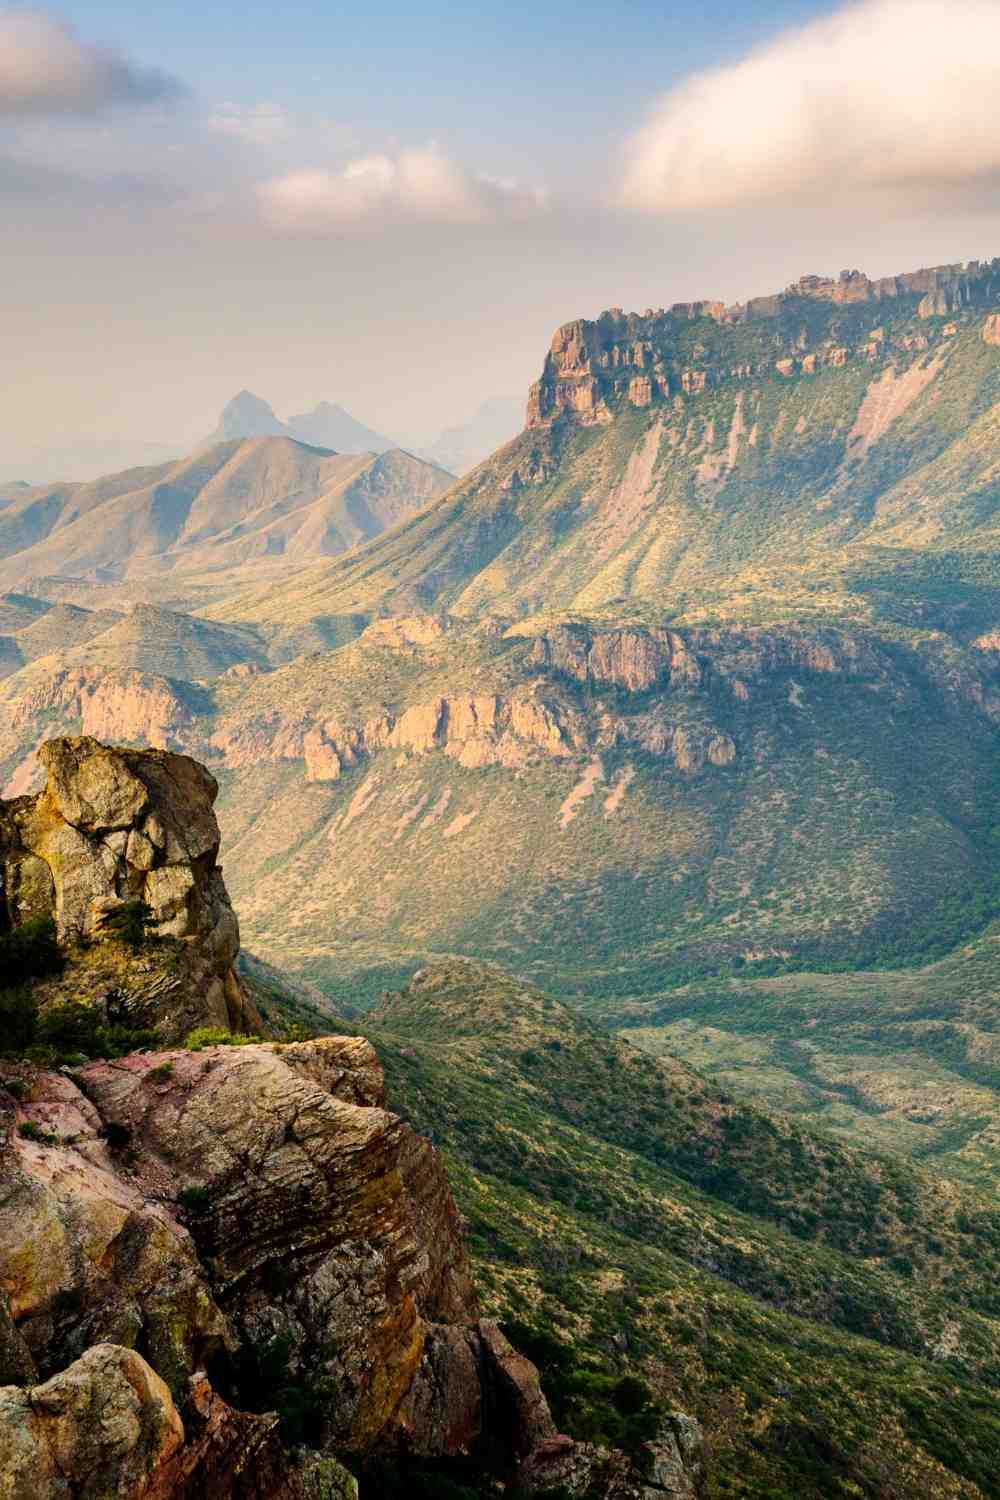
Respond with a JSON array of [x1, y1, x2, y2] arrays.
[[178, 1184, 211, 1213], [103, 900, 156, 951], [0, 916, 62, 985], [101, 1121, 132, 1151], [184, 1027, 257, 1051], [32, 1004, 157, 1065], [18, 1120, 56, 1145], [0, 987, 39, 1054], [37, 1003, 102, 1056]]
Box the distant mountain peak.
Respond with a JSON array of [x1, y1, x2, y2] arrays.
[[215, 390, 285, 440], [206, 390, 399, 455]]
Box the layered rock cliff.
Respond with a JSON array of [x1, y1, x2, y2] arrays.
[[527, 258, 1000, 427], [0, 1033, 560, 1495]]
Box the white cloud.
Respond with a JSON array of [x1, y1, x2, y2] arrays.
[[0, 8, 181, 114], [622, 0, 1000, 213], [207, 102, 291, 147], [258, 141, 547, 230]]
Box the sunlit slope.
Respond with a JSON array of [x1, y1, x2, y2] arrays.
[[213, 306, 1000, 632], [0, 438, 452, 585]]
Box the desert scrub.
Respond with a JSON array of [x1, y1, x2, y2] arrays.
[[184, 1027, 258, 1050], [0, 916, 62, 985]]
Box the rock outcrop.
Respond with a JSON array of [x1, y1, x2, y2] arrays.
[[0, 1344, 185, 1500], [0, 736, 257, 1039], [517, 1412, 705, 1498], [302, 684, 582, 782], [0, 1034, 557, 1494], [526, 259, 1000, 427]]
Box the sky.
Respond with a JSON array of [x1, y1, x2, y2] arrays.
[[4, 0, 1000, 478]]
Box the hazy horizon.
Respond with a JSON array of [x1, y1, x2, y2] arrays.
[[5, 0, 1000, 479]]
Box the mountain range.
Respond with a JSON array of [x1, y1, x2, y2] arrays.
[[208, 389, 400, 453], [0, 437, 453, 589], [5, 253, 1000, 1495]]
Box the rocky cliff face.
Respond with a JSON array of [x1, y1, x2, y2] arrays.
[[527, 259, 1000, 427], [1, 737, 689, 1498], [0, 736, 257, 1039], [0, 1010, 564, 1495]]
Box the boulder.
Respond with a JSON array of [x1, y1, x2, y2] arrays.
[[0, 736, 259, 1042]]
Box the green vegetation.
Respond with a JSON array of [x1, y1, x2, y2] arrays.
[[0, 921, 160, 1063], [0, 915, 61, 986], [102, 899, 156, 950], [184, 1026, 258, 1050], [351, 960, 1000, 1499]]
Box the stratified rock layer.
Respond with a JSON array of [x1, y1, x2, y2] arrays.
[[0, 1036, 556, 1494]]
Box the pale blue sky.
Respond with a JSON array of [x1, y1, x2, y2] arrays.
[[4, 0, 1000, 477]]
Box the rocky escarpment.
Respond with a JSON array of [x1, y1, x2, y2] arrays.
[[0, 1033, 565, 1494], [0, 736, 259, 1039], [527, 258, 1000, 427]]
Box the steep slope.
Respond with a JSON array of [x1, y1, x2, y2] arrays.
[[358, 959, 1000, 1500], [0, 437, 453, 586], [212, 260, 1000, 631]]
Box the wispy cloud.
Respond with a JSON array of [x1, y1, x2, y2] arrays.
[[621, 0, 1000, 213], [258, 142, 547, 230], [0, 7, 182, 115], [207, 101, 291, 147]]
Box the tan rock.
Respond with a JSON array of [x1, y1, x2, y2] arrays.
[[0, 1345, 185, 1500], [0, 737, 254, 1041]]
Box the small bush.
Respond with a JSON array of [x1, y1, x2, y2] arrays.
[[103, 900, 156, 951], [18, 1120, 56, 1145], [0, 988, 39, 1054], [30, 1004, 158, 1065], [101, 1121, 132, 1151], [184, 1027, 257, 1052], [178, 1184, 211, 1213], [0, 916, 62, 985]]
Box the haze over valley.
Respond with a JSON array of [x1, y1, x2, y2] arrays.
[[7, 2, 1000, 1498]]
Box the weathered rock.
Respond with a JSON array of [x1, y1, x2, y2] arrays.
[[0, 1034, 558, 1493], [394, 1318, 555, 1463], [0, 1344, 185, 1500], [304, 683, 583, 783], [0, 736, 259, 1041], [0, 1078, 230, 1390], [517, 1411, 705, 1497], [526, 262, 1000, 428], [61, 1038, 545, 1459]]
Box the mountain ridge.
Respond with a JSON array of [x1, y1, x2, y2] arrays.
[[0, 436, 454, 588], [205, 256, 1000, 631]]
